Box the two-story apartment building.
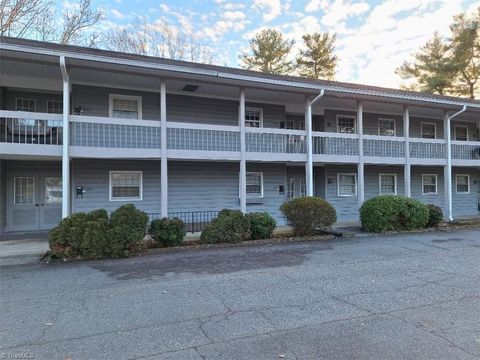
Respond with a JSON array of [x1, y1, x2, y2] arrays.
[[1, 37, 479, 235]]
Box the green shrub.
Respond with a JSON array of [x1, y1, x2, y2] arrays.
[[86, 209, 109, 221], [280, 196, 337, 236], [360, 195, 429, 233], [200, 209, 250, 244], [79, 218, 113, 259], [149, 218, 186, 247], [426, 204, 443, 228], [110, 204, 148, 248], [246, 212, 276, 240], [48, 212, 88, 258]]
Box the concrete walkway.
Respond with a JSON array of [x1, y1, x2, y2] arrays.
[[0, 238, 49, 266]]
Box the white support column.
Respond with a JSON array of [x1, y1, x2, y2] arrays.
[[444, 110, 452, 221], [160, 80, 168, 218], [60, 57, 70, 219], [305, 95, 314, 196], [403, 105, 411, 197], [239, 88, 247, 213], [357, 100, 364, 205]]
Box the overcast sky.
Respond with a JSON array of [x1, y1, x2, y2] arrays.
[[87, 0, 478, 88]]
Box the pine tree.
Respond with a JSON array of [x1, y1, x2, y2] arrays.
[[297, 32, 337, 80], [241, 29, 294, 75]]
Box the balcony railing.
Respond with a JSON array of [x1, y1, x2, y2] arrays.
[[246, 128, 306, 154], [409, 138, 446, 159], [363, 135, 405, 158], [0, 110, 63, 145], [313, 132, 359, 156], [452, 141, 480, 160]]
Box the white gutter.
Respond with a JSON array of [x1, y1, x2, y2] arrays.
[[2, 42, 479, 109], [59, 56, 70, 218], [305, 89, 325, 196], [445, 105, 467, 221]]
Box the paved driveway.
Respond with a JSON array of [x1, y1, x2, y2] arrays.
[[1, 229, 479, 360]]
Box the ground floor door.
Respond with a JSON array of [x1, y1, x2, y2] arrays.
[[286, 176, 306, 200], [6, 172, 62, 232]]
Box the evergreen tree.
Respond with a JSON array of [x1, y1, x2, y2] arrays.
[[241, 29, 294, 75], [297, 32, 337, 80]]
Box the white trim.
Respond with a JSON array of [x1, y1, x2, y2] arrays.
[[454, 124, 468, 141], [108, 94, 143, 120], [421, 174, 438, 195], [455, 174, 470, 194], [363, 134, 404, 142], [245, 171, 264, 198], [109, 170, 143, 201], [70, 114, 161, 127], [379, 173, 397, 195], [409, 137, 445, 144], [337, 173, 357, 197], [378, 118, 396, 136], [312, 131, 359, 139], [15, 97, 36, 112], [0, 110, 62, 121], [13, 176, 35, 205], [336, 114, 356, 134], [421, 122, 437, 139], [244, 107, 263, 128]]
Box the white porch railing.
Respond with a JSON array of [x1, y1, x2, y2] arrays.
[[409, 138, 446, 159], [363, 135, 405, 158], [70, 115, 161, 148], [167, 122, 240, 152], [0, 110, 63, 145], [312, 132, 359, 156], [452, 141, 480, 160], [246, 127, 306, 154]]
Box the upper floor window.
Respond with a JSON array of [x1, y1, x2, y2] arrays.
[[337, 115, 356, 134], [379, 174, 397, 195], [378, 118, 396, 136], [109, 94, 142, 119], [422, 174, 437, 195], [15, 98, 36, 112], [421, 122, 436, 139], [456, 174, 470, 194], [337, 173, 357, 196], [245, 108, 262, 128], [47, 100, 63, 114], [246, 172, 263, 197], [454, 125, 468, 141], [109, 171, 143, 201]]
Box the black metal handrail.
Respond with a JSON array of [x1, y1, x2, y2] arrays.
[[148, 210, 220, 233]]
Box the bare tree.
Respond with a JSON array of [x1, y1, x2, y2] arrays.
[[0, 0, 52, 38], [60, 0, 103, 45]]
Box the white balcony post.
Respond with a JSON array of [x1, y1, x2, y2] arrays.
[[60, 57, 70, 218], [444, 109, 453, 222], [239, 88, 247, 213], [160, 80, 168, 218], [403, 105, 411, 197], [357, 100, 364, 205], [305, 95, 314, 196]]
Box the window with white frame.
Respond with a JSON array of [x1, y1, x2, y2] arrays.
[[379, 174, 397, 195], [378, 118, 396, 136], [421, 122, 436, 139], [109, 171, 142, 201], [47, 100, 63, 114], [14, 177, 35, 205], [246, 172, 263, 197], [245, 108, 262, 128], [456, 174, 470, 194], [422, 174, 437, 195], [454, 125, 468, 141], [109, 94, 142, 119], [15, 98, 36, 112], [337, 115, 356, 134], [337, 173, 357, 196], [45, 177, 62, 204]]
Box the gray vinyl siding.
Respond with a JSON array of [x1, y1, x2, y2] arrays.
[[324, 165, 359, 222], [364, 166, 405, 199], [410, 117, 444, 139], [452, 167, 479, 217], [4, 89, 62, 112], [410, 166, 445, 209], [314, 166, 326, 198]]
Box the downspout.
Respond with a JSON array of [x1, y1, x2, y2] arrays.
[[446, 105, 467, 221], [305, 89, 325, 196], [60, 56, 70, 218]]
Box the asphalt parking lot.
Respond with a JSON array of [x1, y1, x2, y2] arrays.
[[1, 228, 479, 359]]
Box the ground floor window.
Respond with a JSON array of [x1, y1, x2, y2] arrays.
[[14, 177, 35, 205], [246, 172, 263, 197], [109, 171, 142, 201], [422, 174, 437, 195], [45, 177, 62, 203], [337, 173, 357, 196], [379, 174, 397, 195], [456, 174, 470, 194]]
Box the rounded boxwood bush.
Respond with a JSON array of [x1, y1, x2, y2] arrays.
[[200, 209, 250, 244], [280, 196, 337, 236], [246, 212, 276, 240], [110, 204, 148, 248], [426, 204, 443, 228], [86, 209, 109, 221], [79, 218, 113, 259], [149, 217, 186, 247], [360, 195, 429, 233], [48, 212, 88, 258]]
